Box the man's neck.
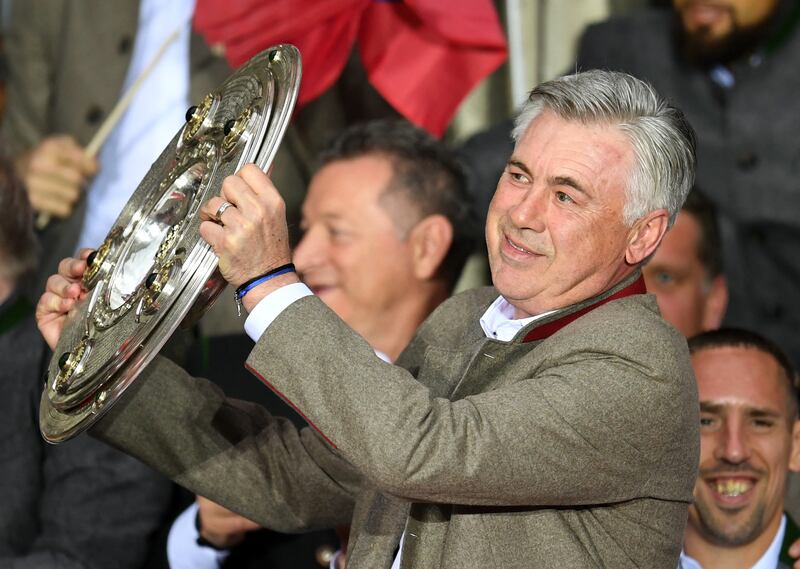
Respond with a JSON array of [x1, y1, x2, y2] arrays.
[[684, 513, 785, 569], [364, 288, 448, 362]]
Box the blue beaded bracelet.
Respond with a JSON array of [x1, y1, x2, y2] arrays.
[[234, 263, 295, 315]]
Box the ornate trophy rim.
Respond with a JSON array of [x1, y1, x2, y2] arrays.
[[39, 44, 302, 443]]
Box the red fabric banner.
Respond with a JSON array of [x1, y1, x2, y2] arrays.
[[193, 0, 507, 137]]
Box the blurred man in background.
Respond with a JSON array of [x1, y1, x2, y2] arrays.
[[684, 329, 800, 569]]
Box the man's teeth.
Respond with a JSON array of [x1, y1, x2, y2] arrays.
[[715, 479, 753, 497], [508, 240, 528, 253]]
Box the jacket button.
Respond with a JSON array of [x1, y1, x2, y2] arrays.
[[85, 105, 104, 125], [736, 151, 758, 171], [118, 35, 133, 55]]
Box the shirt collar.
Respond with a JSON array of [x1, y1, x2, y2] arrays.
[[479, 296, 554, 342], [479, 273, 647, 344], [679, 514, 786, 569]]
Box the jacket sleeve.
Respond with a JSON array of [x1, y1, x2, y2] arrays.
[[0, 0, 64, 155], [91, 355, 362, 533], [244, 295, 699, 507]]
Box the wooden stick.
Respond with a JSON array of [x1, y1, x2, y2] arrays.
[[36, 28, 181, 230]]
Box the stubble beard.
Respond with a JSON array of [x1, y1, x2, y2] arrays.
[[677, 6, 779, 66], [692, 497, 767, 547]]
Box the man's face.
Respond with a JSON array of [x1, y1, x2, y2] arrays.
[[293, 155, 418, 342], [643, 211, 726, 337], [689, 346, 800, 547], [673, 0, 779, 59], [486, 111, 644, 318]]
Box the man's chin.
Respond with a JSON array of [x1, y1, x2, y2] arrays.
[[677, 8, 780, 65], [691, 490, 766, 546]]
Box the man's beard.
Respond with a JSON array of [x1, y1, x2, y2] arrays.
[[692, 495, 767, 546], [692, 460, 769, 547], [675, 4, 781, 66]]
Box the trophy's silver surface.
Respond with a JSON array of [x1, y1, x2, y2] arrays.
[[40, 45, 301, 443]]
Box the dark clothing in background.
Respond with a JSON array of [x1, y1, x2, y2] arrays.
[[0, 291, 173, 568]]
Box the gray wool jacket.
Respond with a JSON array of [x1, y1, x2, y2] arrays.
[[93, 272, 700, 568]]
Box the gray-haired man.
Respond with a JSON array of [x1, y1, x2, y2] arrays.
[[39, 70, 700, 568]]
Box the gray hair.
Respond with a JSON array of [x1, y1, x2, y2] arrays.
[[512, 70, 696, 227]]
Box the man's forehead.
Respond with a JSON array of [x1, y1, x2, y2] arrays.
[[512, 112, 634, 185], [304, 157, 393, 212], [693, 347, 788, 411]]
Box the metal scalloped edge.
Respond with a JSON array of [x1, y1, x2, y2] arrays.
[[40, 44, 302, 443]]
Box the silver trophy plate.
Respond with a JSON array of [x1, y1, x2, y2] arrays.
[[40, 45, 301, 443]]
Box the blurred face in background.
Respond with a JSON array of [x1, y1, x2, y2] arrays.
[[673, 0, 780, 62], [688, 346, 800, 549], [643, 210, 727, 337], [292, 154, 419, 343]]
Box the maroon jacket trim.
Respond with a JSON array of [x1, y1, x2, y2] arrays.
[[244, 362, 338, 449], [522, 276, 647, 343]]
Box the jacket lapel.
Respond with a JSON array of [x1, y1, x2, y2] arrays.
[[449, 272, 646, 400]]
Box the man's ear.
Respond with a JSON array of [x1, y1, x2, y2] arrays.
[[789, 420, 800, 472], [625, 209, 670, 265], [408, 215, 453, 281], [701, 275, 728, 331]]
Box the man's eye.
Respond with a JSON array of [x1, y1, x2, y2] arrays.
[[509, 171, 529, 183], [752, 419, 775, 429], [328, 226, 352, 242], [699, 416, 717, 428], [556, 191, 574, 204], [654, 272, 675, 286]]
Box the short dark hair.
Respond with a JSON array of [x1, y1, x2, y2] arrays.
[[0, 153, 38, 283], [317, 119, 478, 290], [689, 328, 799, 419], [681, 189, 722, 279]]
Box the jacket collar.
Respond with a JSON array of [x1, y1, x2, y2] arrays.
[[515, 271, 647, 344]]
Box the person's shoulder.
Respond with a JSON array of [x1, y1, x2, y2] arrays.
[[547, 294, 688, 362], [432, 286, 498, 322], [583, 8, 673, 38], [413, 286, 498, 344], [567, 292, 677, 342], [578, 8, 675, 70], [547, 293, 690, 374]]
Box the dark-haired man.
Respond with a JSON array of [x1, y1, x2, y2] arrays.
[[576, 0, 800, 366], [684, 329, 800, 568], [643, 190, 727, 337]]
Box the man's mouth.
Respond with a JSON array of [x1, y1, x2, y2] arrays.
[[507, 237, 531, 254], [711, 478, 754, 497], [681, 2, 731, 28], [308, 284, 333, 296], [502, 234, 542, 258], [703, 475, 758, 507]]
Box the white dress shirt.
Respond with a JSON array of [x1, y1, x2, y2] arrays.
[[76, 0, 194, 251]]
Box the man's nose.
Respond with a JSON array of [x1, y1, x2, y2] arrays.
[[509, 187, 547, 233], [713, 418, 751, 464]]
